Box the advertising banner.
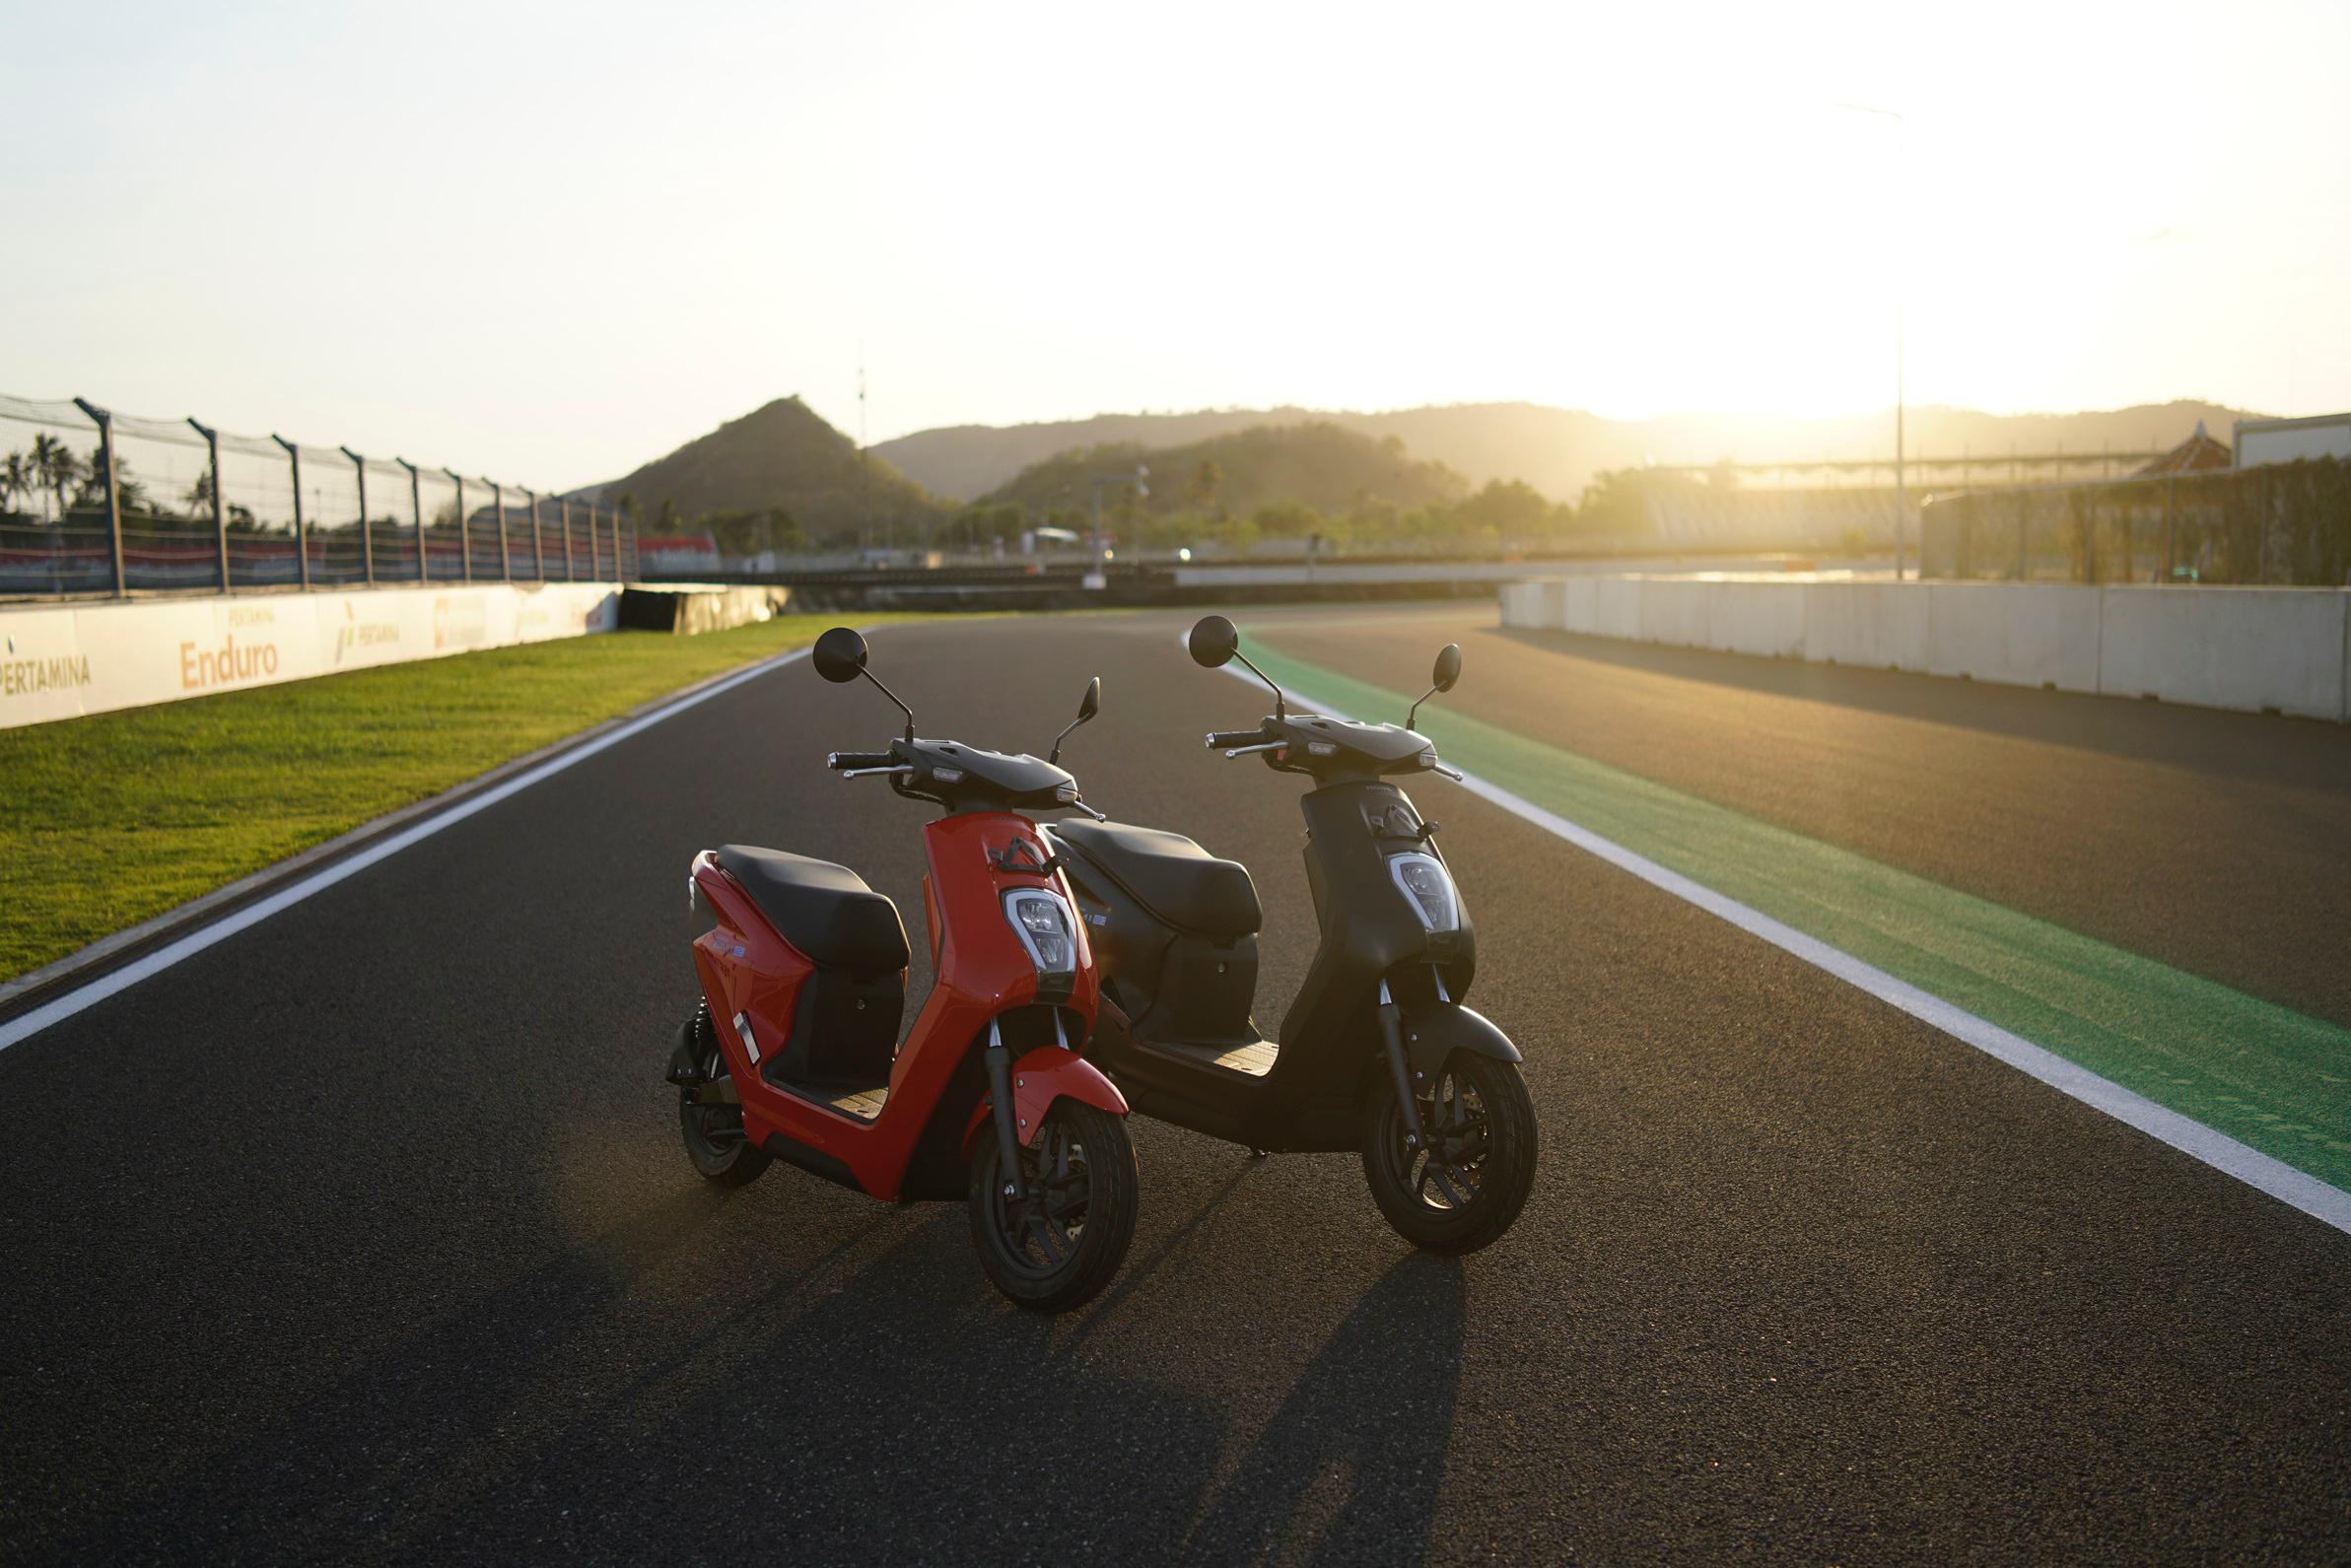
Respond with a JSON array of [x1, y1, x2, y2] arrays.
[[0, 583, 621, 730]]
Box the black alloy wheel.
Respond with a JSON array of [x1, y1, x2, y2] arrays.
[[1362, 1050, 1537, 1254], [968, 1100, 1138, 1313]]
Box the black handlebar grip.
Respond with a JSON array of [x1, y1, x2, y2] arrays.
[[1206, 728, 1269, 749], [828, 750, 897, 771]]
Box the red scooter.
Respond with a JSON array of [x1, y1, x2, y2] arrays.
[[666, 627, 1138, 1311]]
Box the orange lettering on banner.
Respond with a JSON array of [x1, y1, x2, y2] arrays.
[[178, 637, 281, 692]]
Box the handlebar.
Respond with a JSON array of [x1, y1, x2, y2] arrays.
[[1205, 728, 1270, 750], [827, 750, 897, 772]]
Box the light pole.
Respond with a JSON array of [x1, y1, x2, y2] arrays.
[[1088, 464, 1148, 578], [1837, 101, 1906, 579]]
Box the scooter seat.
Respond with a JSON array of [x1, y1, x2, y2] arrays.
[[717, 846, 910, 975], [1053, 820, 1261, 940]]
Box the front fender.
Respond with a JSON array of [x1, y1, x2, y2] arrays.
[[960, 1045, 1129, 1157], [1400, 1003, 1523, 1081]]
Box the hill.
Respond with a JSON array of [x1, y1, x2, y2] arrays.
[[604, 396, 945, 541], [875, 399, 2261, 503], [978, 423, 1468, 519]]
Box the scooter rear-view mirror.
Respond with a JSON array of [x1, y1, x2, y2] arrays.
[[1050, 676, 1103, 764], [813, 625, 916, 740], [1188, 616, 1238, 668], [1408, 644, 1463, 731], [812, 627, 869, 683]]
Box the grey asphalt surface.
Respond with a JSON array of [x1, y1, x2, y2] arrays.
[[2, 610, 2348, 1565], [1262, 602, 2351, 1030]]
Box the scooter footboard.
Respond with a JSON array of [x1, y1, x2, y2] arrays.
[[961, 1045, 1128, 1156], [1401, 1003, 1523, 1081]]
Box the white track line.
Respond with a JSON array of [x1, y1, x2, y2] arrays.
[[0, 646, 815, 1055], [1204, 645, 2351, 1237]]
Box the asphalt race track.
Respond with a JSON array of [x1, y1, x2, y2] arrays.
[[4, 608, 2348, 1564]]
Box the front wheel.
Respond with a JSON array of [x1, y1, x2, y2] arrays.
[[1362, 1051, 1537, 1254], [968, 1101, 1138, 1313]]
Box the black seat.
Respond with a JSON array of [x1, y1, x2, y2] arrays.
[[717, 846, 910, 975], [1054, 821, 1261, 940]]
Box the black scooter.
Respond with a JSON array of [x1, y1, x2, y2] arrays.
[[1042, 616, 1537, 1254]]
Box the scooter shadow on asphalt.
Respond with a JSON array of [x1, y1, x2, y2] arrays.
[[35, 1177, 1470, 1565], [1172, 1253, 1470, 1568], [597, 1211, 1472, 1565], [34, 1180, 786, 1563]]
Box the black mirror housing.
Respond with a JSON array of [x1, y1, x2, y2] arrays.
[[812, 626, 868, 684], [1188, 615, 1238, 669], [1051, 675, 1104, 765], [1432, 644, 1462, 692]]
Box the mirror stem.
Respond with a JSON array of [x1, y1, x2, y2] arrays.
[[860, 667, 917, 740], [1407, 684, 1440, 731], [1230, 649, 1286, 718]]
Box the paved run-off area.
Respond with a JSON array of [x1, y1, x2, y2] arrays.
[[2, 608, 2346, 1563]]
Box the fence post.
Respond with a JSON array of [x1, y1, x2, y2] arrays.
[[272, 434, 309, 589], [396, 458, 425, 582], [560, 495, 575, 580], [2014, 495, 2029, 580], [2164, 476, 2178, 581], [71, 398, 125, 598], [489, 480, 510, 580], [444, 470, 469, 582], [525, 488, 542, 580], [2247, 472, 2266, 587], [588, 505, 602, 579], [188, 418, 228, 594], [342, 447, 374, 585]]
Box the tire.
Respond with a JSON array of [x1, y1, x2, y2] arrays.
[[676, 1012, 772, 1188], [1361, 1050, 1537, 1255], [968, 1101, 1139, 1313]]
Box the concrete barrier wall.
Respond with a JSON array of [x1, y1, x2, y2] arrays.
[[1926, 583, 2102, 693], [0, 581, 621, 729], [2098, 587, 2349, 720], [1499, 575, 2351, 721]]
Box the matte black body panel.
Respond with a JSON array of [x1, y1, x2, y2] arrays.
[[1397, 1002, 1523, 1080], [1053, 780, 1496, 1153]]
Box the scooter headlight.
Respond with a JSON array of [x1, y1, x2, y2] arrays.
[[1003, 888, 1078, 980], [1388, 852, 1461, 934]]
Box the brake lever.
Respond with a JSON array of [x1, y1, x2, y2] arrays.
[[840, 765, 915, 779], [1066, 797, 1108, 821], [1223, 741, 1284, 760], [1429, 763, 1464, 782]]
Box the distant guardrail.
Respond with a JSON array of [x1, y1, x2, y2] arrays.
[[1, 394, 639, 600], [1501, 576, 2351, 721]]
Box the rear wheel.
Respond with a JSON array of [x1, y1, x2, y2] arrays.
[[1361, 1051, 1537, 1254], [675, 1010, 772, 1187], [968, 1101, 1138, 1313]]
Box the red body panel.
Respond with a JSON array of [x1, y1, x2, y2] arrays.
[[690, 810, 1102, 1202], [957, 1045, 1130, 1159]]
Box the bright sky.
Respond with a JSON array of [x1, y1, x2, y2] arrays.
[[5, 0, 2346, 489]]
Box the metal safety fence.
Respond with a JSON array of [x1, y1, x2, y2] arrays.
[[1920, 459, 2351, 585], [0, 394, 639, 598]]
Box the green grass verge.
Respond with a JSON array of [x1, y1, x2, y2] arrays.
[[0, 613, 932, 982]]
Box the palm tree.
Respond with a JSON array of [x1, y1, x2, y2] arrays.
[[0, 450, 31, 517], [28, 433, 80, 524]]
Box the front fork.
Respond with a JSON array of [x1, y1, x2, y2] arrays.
[[984, 1018, 1026, 1200], [1375, 978, 1426, 1153]]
